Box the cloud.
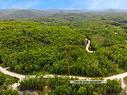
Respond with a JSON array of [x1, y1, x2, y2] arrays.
[[88, 0, 127, 9]]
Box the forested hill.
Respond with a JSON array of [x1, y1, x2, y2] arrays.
[[0, 9, 85, 19], [0, 12, 127, 77], [1, 9, 127, 19], [0, 9, 51, 19]]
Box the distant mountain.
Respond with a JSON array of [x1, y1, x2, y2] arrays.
[[0, 9, 86, 19], [0, 9, 50, 19], [0, 9, 127, 19]]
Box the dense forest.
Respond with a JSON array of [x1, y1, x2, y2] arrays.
[[0, 75, 122, 95], [0, 12, 127, 94], [0, 13, 127, 77], [19, 77, 122, 95]]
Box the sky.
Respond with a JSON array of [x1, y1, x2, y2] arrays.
[[0, 0, 127, 10]]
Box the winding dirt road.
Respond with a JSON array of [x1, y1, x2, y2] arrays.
[[0, 39, 126, 90], [85, 39, 95, 53], [0, 66, 127, 90]]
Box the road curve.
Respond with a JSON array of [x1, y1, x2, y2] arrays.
[[104, 72, 127, 89], [0, 66, 127, 90], [0, 66, 25, 80], [85, 39, 95, 53]]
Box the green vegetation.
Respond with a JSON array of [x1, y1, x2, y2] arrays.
[[0, 89, 19, 95], [0, 12, 127, 95], [0, 73, 6, 85], [124, 77, 127, 85], [0, 73, 18, 94], [20, 77, 122, 95], [0, 72, 18, 88], [0, 13, 127, 77]]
